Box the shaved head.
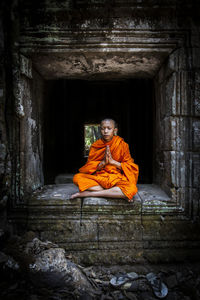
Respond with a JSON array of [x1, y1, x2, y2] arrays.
[[100, 118, 118, 142], [100, 118, 118, 128]]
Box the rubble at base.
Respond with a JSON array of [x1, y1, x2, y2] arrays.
[[0, 233, 200, 300]]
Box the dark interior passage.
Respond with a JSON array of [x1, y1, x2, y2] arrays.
[[43, 79, 154, 184]]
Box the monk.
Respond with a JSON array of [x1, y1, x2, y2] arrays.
[[70, 119, 139, 201]]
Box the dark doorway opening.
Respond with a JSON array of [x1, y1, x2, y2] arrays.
[[43, 79, 154, 184]]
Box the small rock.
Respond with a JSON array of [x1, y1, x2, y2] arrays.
[[25, 237, 59, 255], [28, 245, 93, 292]]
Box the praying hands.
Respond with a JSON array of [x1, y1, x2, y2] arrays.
[[97, 146, 121, 170]]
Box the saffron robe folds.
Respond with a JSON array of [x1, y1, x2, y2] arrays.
[[73, 136, 139, 200]]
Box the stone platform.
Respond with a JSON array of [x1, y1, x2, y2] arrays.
[[25, 183, 200, 265]]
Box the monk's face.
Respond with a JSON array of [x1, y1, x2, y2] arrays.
[[100, 120, 117, 142]]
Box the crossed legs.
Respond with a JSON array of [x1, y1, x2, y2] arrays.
[[71, 173, 129, 200], [70, 185, 128, 200]]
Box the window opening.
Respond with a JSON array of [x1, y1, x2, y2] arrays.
[[84, 123, 101, 157]]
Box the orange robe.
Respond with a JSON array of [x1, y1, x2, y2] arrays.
[[73, 136, 139, 201]]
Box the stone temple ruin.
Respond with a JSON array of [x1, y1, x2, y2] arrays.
[[0, 0, 200, 267]]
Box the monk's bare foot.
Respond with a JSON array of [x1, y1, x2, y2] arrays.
[[70, 192, 81, 199], [70, 191, 92, 199]]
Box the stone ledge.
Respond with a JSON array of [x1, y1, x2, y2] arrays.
[[29, 183, 181, 215]]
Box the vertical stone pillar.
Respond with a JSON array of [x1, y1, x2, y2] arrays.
[[188, 45, 200, 219], [0, 12, 11, 234], [2, 0, 23, 206], [19, 59, 45, 196], [154, 46, 200, 218], [3, 0, 45, 207]]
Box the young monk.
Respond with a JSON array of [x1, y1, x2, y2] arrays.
[[70, 119, 139, 201]]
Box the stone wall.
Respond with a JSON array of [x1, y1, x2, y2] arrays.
[[1, 0, 200, 243]]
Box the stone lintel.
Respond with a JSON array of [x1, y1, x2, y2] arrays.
[[25, 50, 172, 80], [18, 28, 187, 79]]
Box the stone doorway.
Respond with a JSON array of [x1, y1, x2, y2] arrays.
[[43, 78, 153, 185], [15, 45, 193, 214]]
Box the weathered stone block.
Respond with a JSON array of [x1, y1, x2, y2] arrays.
[[66, 248, 146, 265], [98, 219, 142, 241], [20, 55, 32, 79], [192, 119, 200, 150], [0, 143, 6, 161], [164, 73, 176, 116], [158, 48, 187, 84], [18, 70, 45, 197], [30, 183, 79, 202], [28, 218, 99, 243], [38, 220, 98, 243], [170, 187, 188, 207], [60, 241, 99, 252], [139, 184, 179, 213], [158, 70, 190, 118], [163, 151, 186, 190], [163, 117, 191, 151], [192, 48, 200, 68], [186, 187, 200, 218], [194, 71, 200, 116], [143, 248, 200, 263], [142, 215, 200, 241], [98, 240, 143, 250], [185, 152, 193, 188], [192, 153, 200, 188], [82, 196, 142, 215]]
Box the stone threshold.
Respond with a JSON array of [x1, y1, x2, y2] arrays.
[[30, 183, 183, 215]]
